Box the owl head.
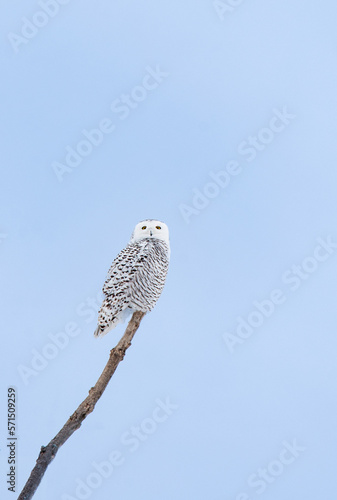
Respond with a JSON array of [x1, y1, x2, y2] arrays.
[[130, 219, 169, 244]]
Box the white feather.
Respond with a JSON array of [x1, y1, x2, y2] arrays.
[[94, 220, 170, 338]]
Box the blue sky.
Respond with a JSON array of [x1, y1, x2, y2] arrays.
[[1, 1, 337, 499]]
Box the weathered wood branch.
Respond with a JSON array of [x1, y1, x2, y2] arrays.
[[18, 311, 146, 500]]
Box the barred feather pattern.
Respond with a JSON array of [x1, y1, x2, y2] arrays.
[[94, 237, 169, 337]]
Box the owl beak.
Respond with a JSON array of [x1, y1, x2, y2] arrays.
[[150, 230, 153, 237]]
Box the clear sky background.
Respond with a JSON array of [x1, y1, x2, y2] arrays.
[[1, 1, 337, 499]]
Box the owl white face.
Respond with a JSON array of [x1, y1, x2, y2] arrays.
[[131, 220, 169, 244]]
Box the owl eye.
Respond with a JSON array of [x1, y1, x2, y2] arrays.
[[156, 226, 161, 230], [141, 226, 147, 230]]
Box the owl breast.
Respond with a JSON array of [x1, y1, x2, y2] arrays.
[[129, 238, 170, 311]]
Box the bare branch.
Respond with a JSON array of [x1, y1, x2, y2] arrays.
[[18, 311, 146, 500]]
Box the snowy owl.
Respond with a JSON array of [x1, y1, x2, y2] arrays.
[[94, 220, 170, 338]]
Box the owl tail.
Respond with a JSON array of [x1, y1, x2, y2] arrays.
[[93, 320, 118, 338], [94, 308, 134, 338], [93, 325, 103, 338]]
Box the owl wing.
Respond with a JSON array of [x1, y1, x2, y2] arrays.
[[94, 242, 146, 336]]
